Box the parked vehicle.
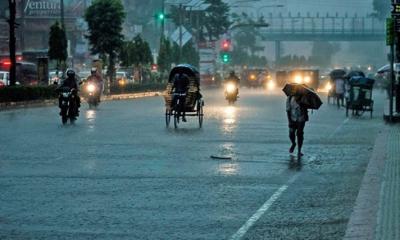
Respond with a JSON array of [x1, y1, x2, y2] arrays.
[[0, 71, 9, 85], [0, 61, 37, 85]]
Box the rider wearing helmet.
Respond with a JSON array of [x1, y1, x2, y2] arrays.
[[59, 69, 80, 116], [86, 67, 104, 100]]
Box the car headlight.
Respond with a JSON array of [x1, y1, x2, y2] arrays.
[[87, 84, 96, 92], [266, 80, 276, 90], [326, 82, 332, 91], [294, 75, 302, 83], [225, 83, 236, 93]]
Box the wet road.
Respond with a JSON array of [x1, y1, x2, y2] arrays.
[[0, 88, 385, 239]]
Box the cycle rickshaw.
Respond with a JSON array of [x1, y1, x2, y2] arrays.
[[345, 76, 374, 118], [164, 64, 204, 128]]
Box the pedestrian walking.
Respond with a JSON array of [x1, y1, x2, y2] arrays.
[[286, 93, 309, 158], [335, 77, 345, 108]]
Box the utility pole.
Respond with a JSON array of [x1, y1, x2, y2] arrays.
[[178, 4, 183, 62], [7, 0, 17, 86], [161, 0, 165, 40], [60, 0, 65, 27]]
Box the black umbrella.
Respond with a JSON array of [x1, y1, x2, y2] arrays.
[[329, 69, 346, 79], [282, 83, 323, 110], [346, 71, 365, 79], [348, 76, 375, 86]]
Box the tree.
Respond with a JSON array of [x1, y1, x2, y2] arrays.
[[48, 21, 68, 75], [309, 42, 340, 67], [157, 37, 172, 74], [119, 34, 153, 82], [372, 0, 390, 20], [120, 35, 153, 67], [181, 40, 199, 67], [84, 0, 125, 89], [169, 0, 231, 41]]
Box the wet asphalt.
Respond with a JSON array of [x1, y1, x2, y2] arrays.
[[0, 88, 385, 239]]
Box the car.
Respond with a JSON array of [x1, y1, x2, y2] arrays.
[[0, 71, 9, 85], [48, 70, 62, 85]]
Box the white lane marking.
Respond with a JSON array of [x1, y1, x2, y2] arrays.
[[329, 118, 349, 139], [229, 174, 300, 240], [230, 115, 348, 239]]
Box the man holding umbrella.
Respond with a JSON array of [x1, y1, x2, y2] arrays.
[[283, 83, 323, 158]]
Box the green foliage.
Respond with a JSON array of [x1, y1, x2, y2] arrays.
[[84, 0, 126, 81], [203, 0, 231, 40], [277, 55, 309, 67], [169, 0, 231, 41], [180, 40, 200, 67], [231, 48, 267, 67], [120, 35, 153, 67], [48, 21, 68, 72], [231, 13, 266, 55], [0, 86, 58, 103], [372, 0, 390, 20], [309, 41, 340, 67]]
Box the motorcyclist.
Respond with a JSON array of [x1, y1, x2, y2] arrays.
[[224, 71, 240, 95], [172, 73, 190, 122], [86, 67, 103, 101], [58, 69, 80, 117]]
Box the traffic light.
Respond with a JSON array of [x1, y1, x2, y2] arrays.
[[151, 64, 158, 72], [221, 39, 231, 51], [386, 17, 394, 46], [221, 52, 231, 64], [157, 12, 165, 21], [220, 38, 232, 64]]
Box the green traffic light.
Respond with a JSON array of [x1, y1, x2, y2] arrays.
[[158, 13, 165, 20]]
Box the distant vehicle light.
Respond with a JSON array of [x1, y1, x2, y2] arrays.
[[266, 80, 276, 90], [325, 82, 332, 92], [250, 74, 256, 80], [294, 75, 302, 84]]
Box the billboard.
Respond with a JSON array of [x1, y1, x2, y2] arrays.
[[21, 0, 85, 18]]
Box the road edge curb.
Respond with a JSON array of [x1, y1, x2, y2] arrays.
[[0, 91, 162, 112], [343, 127, 388, 240]]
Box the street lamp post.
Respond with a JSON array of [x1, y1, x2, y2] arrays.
[[7, 0, 17, 86]]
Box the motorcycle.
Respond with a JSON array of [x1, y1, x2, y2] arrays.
[[58, 87, 78, 124], [85, 81, 100, 108], [224, 82, 239, 104]]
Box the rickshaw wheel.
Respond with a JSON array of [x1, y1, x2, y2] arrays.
[[165, 109, 172, 127], [174, 112, 179, 129], [198, 100, 204, 128]]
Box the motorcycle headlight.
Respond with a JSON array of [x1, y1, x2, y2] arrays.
[[87, 84, 96, 92], [226, 83, 236, 93]]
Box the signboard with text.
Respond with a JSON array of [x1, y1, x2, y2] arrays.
[[21, 0, 85, 18]]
